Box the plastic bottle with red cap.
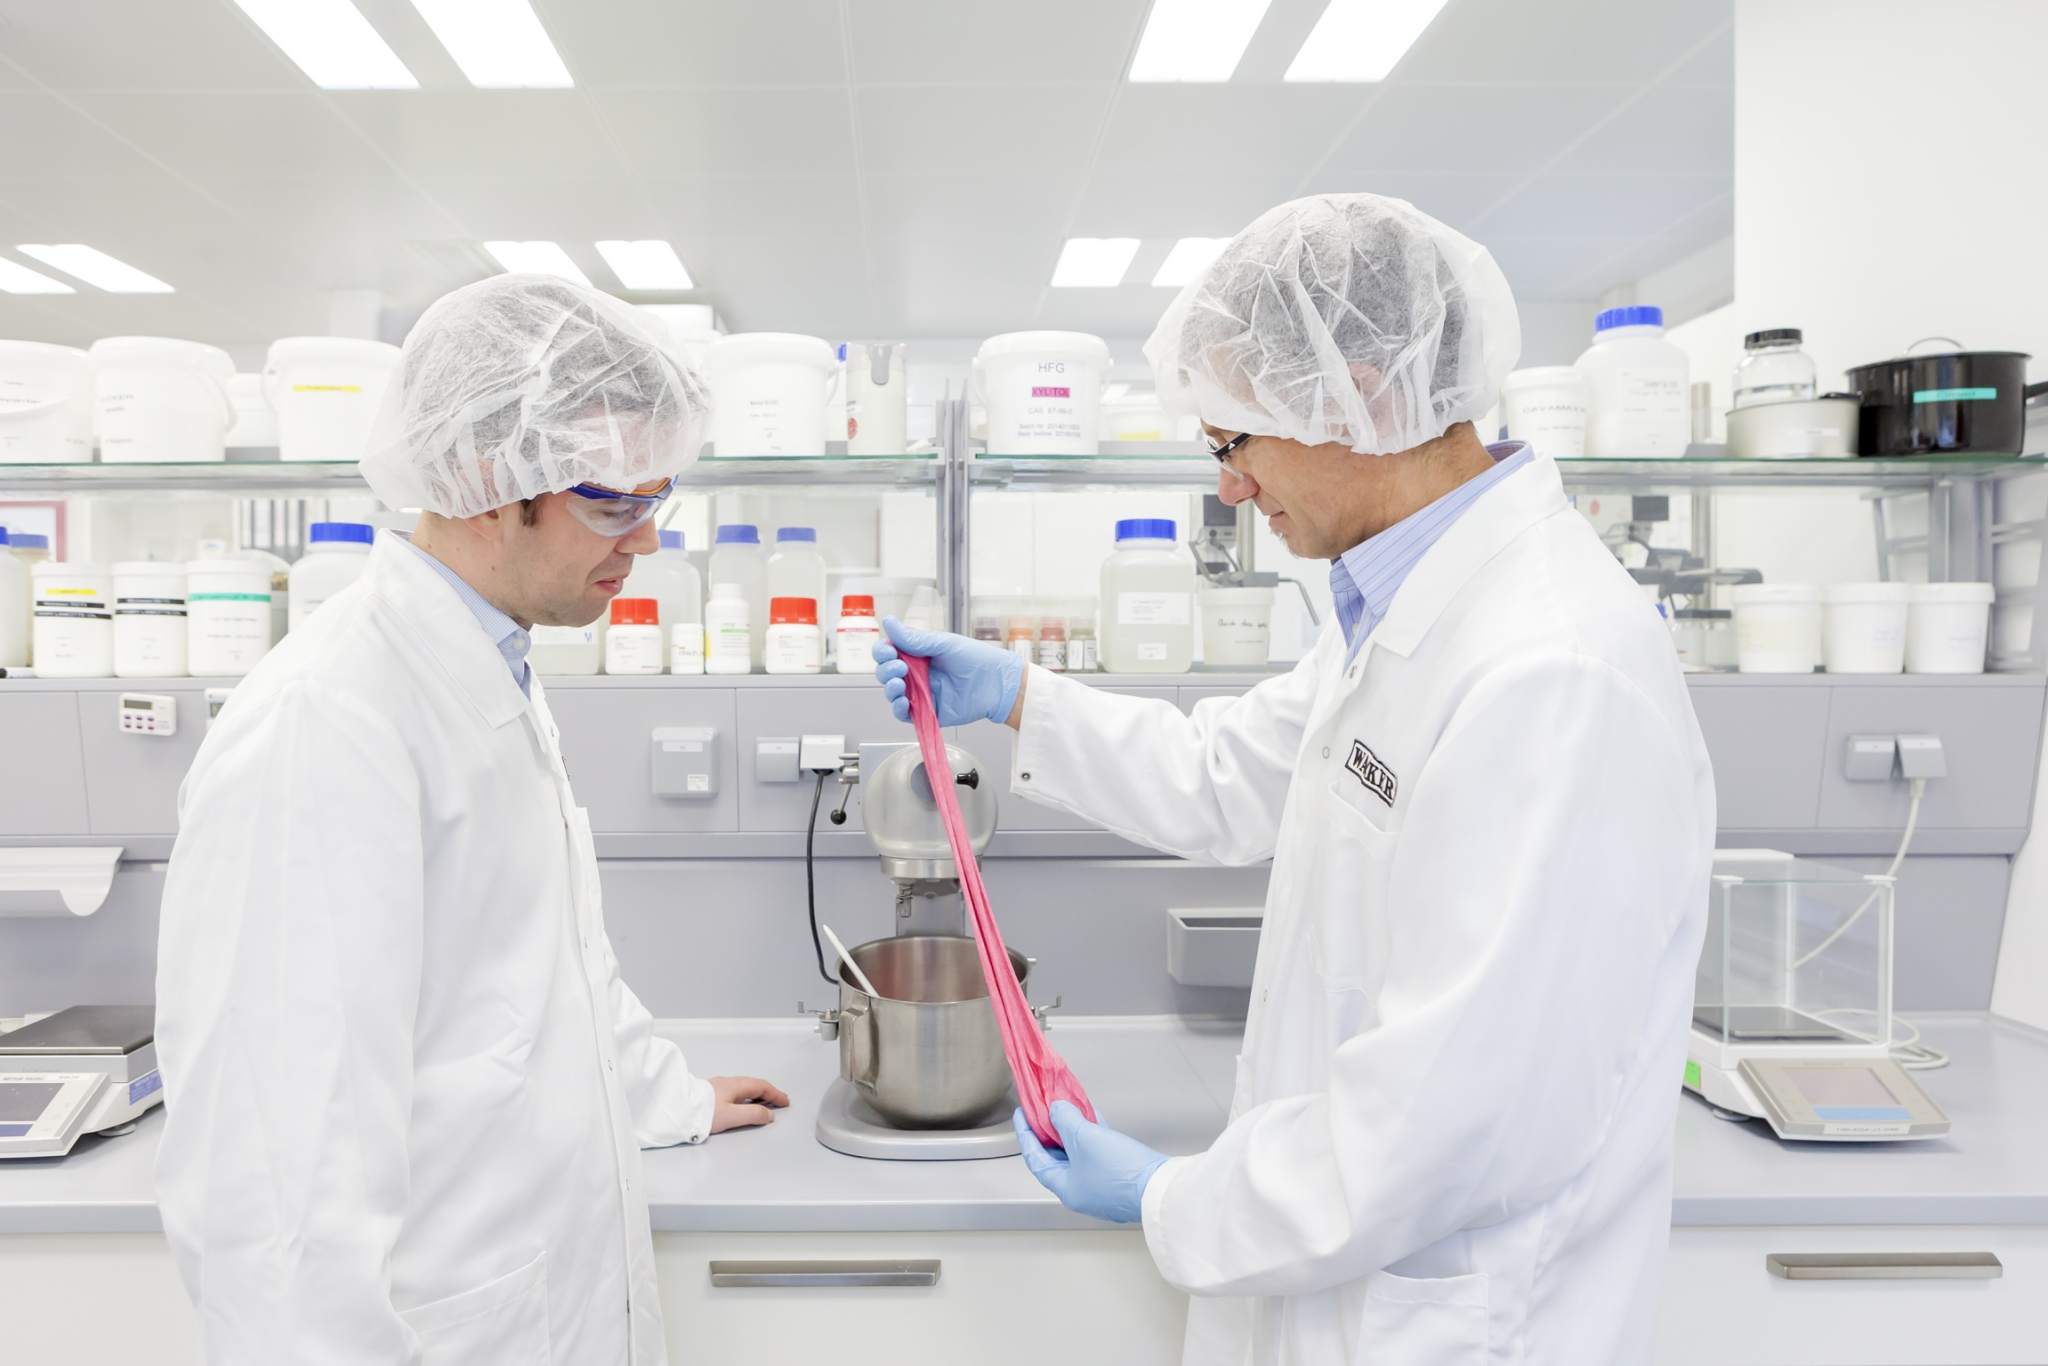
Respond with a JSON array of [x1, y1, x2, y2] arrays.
[[835, 593, 883, 674], [764, 595, 822, 675], [604, 596, 664, 674]]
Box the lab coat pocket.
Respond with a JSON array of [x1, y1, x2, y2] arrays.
[[400, 1250, 552, 1365], [1311, 783, 1399, 992], [1354, 1268, 1490, 1366]]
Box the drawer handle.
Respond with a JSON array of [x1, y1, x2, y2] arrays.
[[1766, 1252, 2003, 1281], [709, 1259, 941, 1289]]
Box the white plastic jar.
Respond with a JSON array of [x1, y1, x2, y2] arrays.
[[1822, 583, 1909, 674], [112, 561, 188, 678], [709, 525, 768, 668], [706, 333, 838, 457], [263, 337, 401, 463], [288, 522, 375, 630], [835, 593, 882, 674], [604, 598, 664, 675], [1101, 518, 1194, 673], [977, 331, 1113, 454], [1200, 585, 1276, 668], [764, 597, 822, 675], [705, 582, 752, 675], [185, 558, 273, 676], [0, 341, 95, 464], [1733, 329, 1818, 409], [89, 336, 235, 464], [530, 623, 600, 675], [32, 562, 114, 678], [767, 526, 827, 623], [0, 528, 26, 667], [623, 529, 703, 660], [1905, 582, 1994, 674], [1575, 306, 1690, 458], [1730, 583, 1822, 674], [1500, 366, 1590, 459]]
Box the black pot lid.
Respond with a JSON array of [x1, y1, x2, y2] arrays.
[[1848, 348, 2032, 370]]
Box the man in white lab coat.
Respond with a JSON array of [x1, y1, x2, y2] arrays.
[[876, 195, 1717, 1365], [155, 274, 787, 1365]]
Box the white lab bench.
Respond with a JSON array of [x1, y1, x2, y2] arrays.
[[2, 1015, 2044, 1365]]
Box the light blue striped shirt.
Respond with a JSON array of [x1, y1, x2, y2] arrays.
[[392, 533, 533, 696], [1330, 441, 1534, 664]]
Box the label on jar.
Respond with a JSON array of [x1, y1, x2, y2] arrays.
[[1036, 638, 1067, 671], [1070, 636, 1097, 671], [669, 626, 706, 675], [764, 624, 822, 674], [1137, 641, 1169, 662], [1118, 592, 1191, 627]]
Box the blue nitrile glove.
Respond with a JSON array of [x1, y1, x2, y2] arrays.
[[1013, 1101, 1170, 1226], [873, 616, 1024, 727]]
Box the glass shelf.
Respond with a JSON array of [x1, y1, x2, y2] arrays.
[[1558, 453, 2047, 491]]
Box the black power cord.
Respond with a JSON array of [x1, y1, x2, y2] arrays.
[[804, 769, 838, 986]]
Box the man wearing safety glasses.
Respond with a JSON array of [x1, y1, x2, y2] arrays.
[[155, 274, 785, 1365]]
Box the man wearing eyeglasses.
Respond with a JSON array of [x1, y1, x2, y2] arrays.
[[875, 195, 1716, 1366], [155, 274, 785, 1366]]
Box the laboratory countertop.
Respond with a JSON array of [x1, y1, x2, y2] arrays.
[[4, 1013, 2045, 1236]]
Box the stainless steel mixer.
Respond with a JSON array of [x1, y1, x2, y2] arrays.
[[805, 742, 1057, 1160]]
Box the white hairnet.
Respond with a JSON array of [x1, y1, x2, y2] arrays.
[[1145, 193, 1520, 455], [361, 273, 711, 518]]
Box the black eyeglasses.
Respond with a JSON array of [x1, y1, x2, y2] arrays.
[[1204, 430, 1254, 465]]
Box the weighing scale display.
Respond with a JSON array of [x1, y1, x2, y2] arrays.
[[0, 1081, 63, 1122]]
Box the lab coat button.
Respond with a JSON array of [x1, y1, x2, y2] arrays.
[[1020, 771, 1032, 782]]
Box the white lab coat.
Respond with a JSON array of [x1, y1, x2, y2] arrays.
[[1013, 453, 1716, 1366], [155, 533, 716, 1366]]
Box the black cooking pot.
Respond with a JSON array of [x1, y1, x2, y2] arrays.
[[1845, 339, 2048, 456]]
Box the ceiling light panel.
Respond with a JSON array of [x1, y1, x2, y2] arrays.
[[0, 258, 75, 295], [1151, 237, 1231, 287], [596, 241, 694, 290], [408, 0, 573, 88], [230, 0, 419, 89], [17, 245, 174, 294], [1051, 238, 1141, 287], [1130, 0, 1276, 82], [1285, 0, 1452, 82], [482, 241, 591, 285]]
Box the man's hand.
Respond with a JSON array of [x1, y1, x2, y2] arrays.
[[1014, 1101, 1170, 1224], [709, 1076, 791, 1134]]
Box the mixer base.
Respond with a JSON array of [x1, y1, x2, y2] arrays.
[[814, 1079, 1022, 1161]]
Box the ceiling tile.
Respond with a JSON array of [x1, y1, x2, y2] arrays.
[[1297, 171, 1525, 236], [1485, 235, 1645, 300], [1550, 81, 1732, 176], [1315, 83, 1633, 178], [531, 0, 848, 88], [1662, 22, 1733, 87], [1393, 0, 1731, 85], [203, 174, 460, 243], [1067, 169, 1307, 240], [653, 176, 867, 241], [0, 0, 306, 91], [68, 92, 395, 187], [1478, 174, 1730, 238], [1094, 83, 1370, 184], [333, 92, 630, 178], [592, 88, 856, 178], [0, 92, 162, 182], [855, 84, 1115, 177], [847, 0, 1151, 84], [426, 177, 666, 240], [866, 171, 1086, 240], [688, 232, 872, 336]]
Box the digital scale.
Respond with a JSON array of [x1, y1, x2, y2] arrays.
[[1684, 853, 1948, 1142], [0, 1006, 163, 1159]]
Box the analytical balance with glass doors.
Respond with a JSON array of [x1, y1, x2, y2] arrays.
[[1686, 850, 1949, 1142], [800, 741, 1058, 1161]]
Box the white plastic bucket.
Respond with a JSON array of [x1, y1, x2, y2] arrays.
[[1200, 586, 1275, 667], [707, 333, 838, 457], [31, 562, 114, 677], [1905, 582, 1994, 674], [1730, 583, 1821, 673], [977, 331, 1112, 455], [1501, 366, 1590, 459], [113, 561, 188, 678], [0, 341, 95, 464], [1821, 583, 1908, 674], [185, 558, 272, 676], [264, 338, 401, 464], [90, 337, 234, 464], [224, 372, 279, 449]]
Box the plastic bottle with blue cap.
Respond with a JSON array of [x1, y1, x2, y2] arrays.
[[1101, 517, 1194, 673], [709, 525, 768, 669], [766, 525, 827, 656], [288, 522, 377, 631], [1575, 303, 1690, 458]]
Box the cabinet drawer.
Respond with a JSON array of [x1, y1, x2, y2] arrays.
[[656, 1229, 1186, 1366], [1656, 1224, 2048, 1366]]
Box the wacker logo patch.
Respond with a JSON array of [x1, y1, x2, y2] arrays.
[[1344, 740, 1397, 807]]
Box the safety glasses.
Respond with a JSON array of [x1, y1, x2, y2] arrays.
[[1204, 429, 1254, 466], [563, 476, 675, 536]]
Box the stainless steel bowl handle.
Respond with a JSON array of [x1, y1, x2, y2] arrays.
[[800, 1002, 841, 1041], [843, 993, 878, 1087], [1033, 995, 1065, 1031]]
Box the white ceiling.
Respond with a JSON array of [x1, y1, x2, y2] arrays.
[[0, 0, 1732, 352]]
